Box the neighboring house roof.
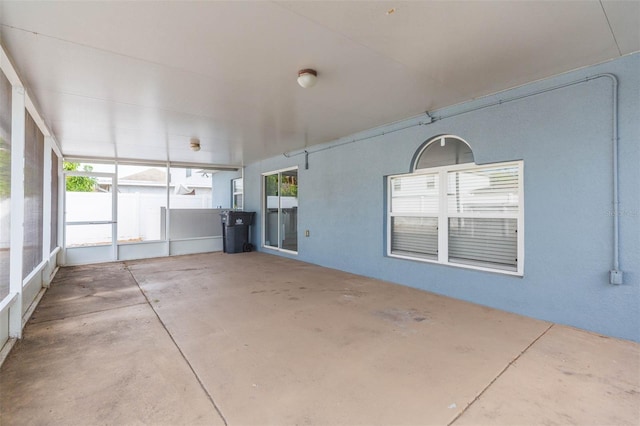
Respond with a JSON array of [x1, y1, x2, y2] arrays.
[[121, 168, 166, 183], [95, 167, 212, 188]]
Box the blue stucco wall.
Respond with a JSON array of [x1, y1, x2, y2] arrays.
[[212, 170, 242, 209], [243, 53, 640, 342]]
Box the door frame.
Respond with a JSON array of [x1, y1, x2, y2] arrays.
[[261, 166, 298, 254], [63, 170, 117, 264]]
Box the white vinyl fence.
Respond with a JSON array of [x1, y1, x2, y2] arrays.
[[65, 192, 212, 246]]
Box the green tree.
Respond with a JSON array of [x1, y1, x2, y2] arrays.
[[265, 174, 297, 197], [0, 138, 9, 198], [266, 174, 278, 195], [280, 176, 298, 197], [64, 162, 96, 192]]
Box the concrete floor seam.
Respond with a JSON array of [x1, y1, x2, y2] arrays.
[[30, 301, 149, 325], [124, 264, 229, 426], [447, 323, 555, 425]]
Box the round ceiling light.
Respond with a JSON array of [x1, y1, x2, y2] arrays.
[[190, 137, 201, 152], [297, 69, 318, 88]]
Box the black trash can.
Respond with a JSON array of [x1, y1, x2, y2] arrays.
[[220, 211, 255, 253]]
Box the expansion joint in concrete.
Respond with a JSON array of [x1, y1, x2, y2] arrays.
[[447, 323, 555, 425], [30, 302, 148, 324], [124, 264, 229, 426]]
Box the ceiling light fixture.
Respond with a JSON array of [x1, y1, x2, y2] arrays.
[[190, 137, 201, 152], [297, 69, 318, 88]]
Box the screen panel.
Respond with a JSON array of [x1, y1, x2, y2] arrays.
[[50, 151, 59, 252], [23, 111, 44, 279], [0, 70, 11, 299]]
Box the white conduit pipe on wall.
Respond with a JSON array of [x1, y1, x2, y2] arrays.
[[284, 73, 622, 284], [603, 74, 622, 284]]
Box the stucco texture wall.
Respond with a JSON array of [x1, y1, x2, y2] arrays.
[[212, 170, 242, 209], [244, 53, 640, 342]]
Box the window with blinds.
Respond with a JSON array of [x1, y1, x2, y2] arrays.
[[51, 151, 59, 252], [0, 69, 11, 300], [23, 111, 44, 279], [388, 161, 523, 275], [390, 173, 439, 259], [447, 165, 519, 271]]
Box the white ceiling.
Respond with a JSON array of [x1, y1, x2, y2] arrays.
[[0, 1, 638, 166]]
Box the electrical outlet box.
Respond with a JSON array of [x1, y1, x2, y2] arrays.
[[305, 230, 310, 237], [610, 270, 623, 285]]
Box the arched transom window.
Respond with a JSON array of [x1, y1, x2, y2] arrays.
[[412, 135, 474, 170]]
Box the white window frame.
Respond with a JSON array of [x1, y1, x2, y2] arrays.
[[232, 177, 243, 210], [387, 161, 524, 276]]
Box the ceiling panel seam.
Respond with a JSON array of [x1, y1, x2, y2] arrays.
[[34, 86, 224, 124], [598, 0, 623, 56], [0, 23, 223, 82]]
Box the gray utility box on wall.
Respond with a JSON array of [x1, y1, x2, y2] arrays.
[[220, 211, 255, 254]]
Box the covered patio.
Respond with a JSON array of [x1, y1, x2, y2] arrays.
[[1, 3, 639, 424]]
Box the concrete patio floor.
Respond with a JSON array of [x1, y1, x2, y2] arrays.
[[1, 252, 638, 425]]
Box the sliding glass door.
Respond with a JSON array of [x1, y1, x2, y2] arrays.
[[263, 168, 298, 253]]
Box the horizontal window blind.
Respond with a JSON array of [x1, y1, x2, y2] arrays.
[[449, 218, 517, 270], [391, 216, 438, 258], [447, 165, 519, 269]]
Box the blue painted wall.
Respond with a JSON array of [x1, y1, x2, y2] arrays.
[[243, 53, 640, 342], [212, 170, 242, 209]]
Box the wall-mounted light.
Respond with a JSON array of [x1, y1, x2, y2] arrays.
[[297, 69, 318, 88], [190, 137, 201, 152]]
